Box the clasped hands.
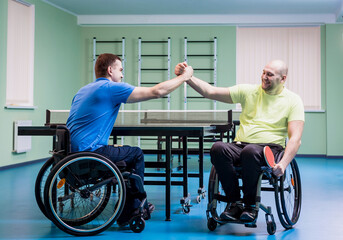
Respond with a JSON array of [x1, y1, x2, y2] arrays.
[[175, 62, 193, 82]]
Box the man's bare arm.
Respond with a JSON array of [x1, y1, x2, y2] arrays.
[[187, 76, 233, 103], [127, 66, 193, 103], [273, 120, 304, 177], [175, 62, 233, 103]]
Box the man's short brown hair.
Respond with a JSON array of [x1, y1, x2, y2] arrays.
[[95, 53, 122, 78]]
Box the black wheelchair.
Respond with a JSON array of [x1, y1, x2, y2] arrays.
[[206, 152, 302, 235], [34, 126, 150, 236]]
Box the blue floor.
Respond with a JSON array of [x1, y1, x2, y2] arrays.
[[1, 155, 343, 240]]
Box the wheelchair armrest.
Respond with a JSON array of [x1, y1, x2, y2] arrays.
[[261, 166, 273, 179], [275, 150, 285, 163], [121, 171, 145, 194], [115, 160, 127, 169]]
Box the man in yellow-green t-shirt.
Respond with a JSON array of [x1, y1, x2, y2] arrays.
[[175, 60, 304, 223]]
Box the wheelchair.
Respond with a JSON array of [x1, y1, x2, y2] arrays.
[[206, 152, 302, 235], [34, 126, 149, 236]]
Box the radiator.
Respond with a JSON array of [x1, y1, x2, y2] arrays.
[[13, 120, 32, 153]]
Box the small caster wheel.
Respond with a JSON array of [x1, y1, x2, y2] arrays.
[[207, 218, 217, 231], [267, 221, 276, 235], [129, 216, 145, 233], [182, 206, 190, 214], [196, 195, 201, 203], [202, 192, 206, 199]]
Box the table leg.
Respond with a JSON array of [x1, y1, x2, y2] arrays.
[[157, 136, 162, 162], [165, 135, 171, 221], [180, 136, 191, 213], [196, 136, 206, 202], [182, 136, 188, 198], [199, 136, 204, 189]]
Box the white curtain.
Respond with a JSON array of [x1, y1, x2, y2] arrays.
[[236, 26, 321, 110], [6, 0, 35, 107]]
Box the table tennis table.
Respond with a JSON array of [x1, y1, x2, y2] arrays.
[[19, 109, 236, 221]]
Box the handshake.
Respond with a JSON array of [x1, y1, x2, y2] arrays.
[[175, 62, 193, 82]]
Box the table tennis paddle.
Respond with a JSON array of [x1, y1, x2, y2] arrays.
[[263, 146, 275, 168]]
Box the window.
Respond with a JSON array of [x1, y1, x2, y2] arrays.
[[6, 0, 35, 108], [236, 26, 321, 110]]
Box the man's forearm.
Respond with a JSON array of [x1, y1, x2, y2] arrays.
[[152, 75, 187, 98], [280, 138, 301, 168], [187, 76, 233, 103], [187, 76, 213, 98]]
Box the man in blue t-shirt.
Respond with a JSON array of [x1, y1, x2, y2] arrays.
[[67, 53, 193, 225]]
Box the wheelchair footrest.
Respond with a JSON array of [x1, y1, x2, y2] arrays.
[[213, 216, 258, 227], [244, 223, 257, 228]]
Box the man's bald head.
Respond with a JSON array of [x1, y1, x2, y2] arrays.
[[261, 60, 288, 95], [267, 60, 288, 77]]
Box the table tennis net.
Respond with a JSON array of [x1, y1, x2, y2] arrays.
[[46, 109, 238, 126]]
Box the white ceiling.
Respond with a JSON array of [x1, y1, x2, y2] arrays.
[[42, 0, 343, 25]]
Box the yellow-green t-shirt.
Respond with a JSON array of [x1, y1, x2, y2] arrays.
[[229, 84, 305, 147]]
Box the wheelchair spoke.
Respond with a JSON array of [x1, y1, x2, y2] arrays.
[[283, 176, 295, 219]]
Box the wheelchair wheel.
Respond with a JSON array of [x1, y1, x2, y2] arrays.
[[274, 159, 302, 229], [207, 217, 217, 231], [267, 220, 276, 235], [207, 166, 227, 222], [34, 156, 55, 219], [43, 152, 126, 236], [129, 216, 145, 233]]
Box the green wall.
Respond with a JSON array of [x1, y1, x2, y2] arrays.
[[80, 25, 330, 156], [80, 26, 236, 111], [0, 0, 81, 168], [80, 26, 237, 148], [1, 2, 342, 168], [326, 24, 343, 157]]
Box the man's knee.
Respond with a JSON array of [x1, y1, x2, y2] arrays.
[[210, 141, 226, 156], [132, 146, 144, 160], [240, 144, 262, 164], [210, 142, 229, 165]]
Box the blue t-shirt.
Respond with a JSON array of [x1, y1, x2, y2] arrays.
[[66, 78, 135, 152]]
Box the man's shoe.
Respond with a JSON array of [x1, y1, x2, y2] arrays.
[[144, 202, 155, 220], [240, 206, 258, 223], [132, 202, 155, 220], [148, 202, 155, 213], [117, 220, 129, 227], [220, 202, 244, 221]]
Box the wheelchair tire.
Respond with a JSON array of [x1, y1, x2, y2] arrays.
[[274, 159, 302, 229], [129, 216, 145, 233], [207, 166, 227, 221], [34, 156, 55, 219], [43, 152, 126, 236], [267, 220, 276, 235], [207, 217, 217, 231]]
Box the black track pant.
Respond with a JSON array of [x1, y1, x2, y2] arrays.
[[210, 142, 283, 205]]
